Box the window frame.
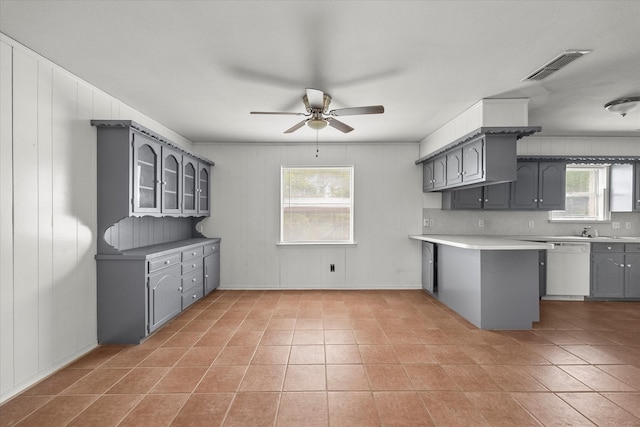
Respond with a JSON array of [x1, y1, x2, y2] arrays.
[[549, 163, 611, 223], [279, 165, 355, 245]]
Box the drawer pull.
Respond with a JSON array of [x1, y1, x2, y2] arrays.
[[192, 252, 197, 256], [165, 260, 170, 265], [192, 294, 197, 299], [192, 263, 197, 268], [192, 278, 197, 282], [178, 286, 183, 291]]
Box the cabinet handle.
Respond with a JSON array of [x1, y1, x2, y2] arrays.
[[484, 199, 489, 202], [178, 286, 183, 291], [607, 246, 612, 250], [192, 263, 197, 268], [533, 199, 538, 202], [164, 260, 170, 265], [192, 294, 197, 299], [192, 278, 197, 282], [478, 198, 482, 202], [628, 264, 632, 268], [192, 252, 197, 256], [205, 274, 209, 278], [539, 199, 543, 202]]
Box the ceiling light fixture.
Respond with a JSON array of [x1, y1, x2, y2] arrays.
[[604, 97, 640, 117], [307, 117, 327, 130]]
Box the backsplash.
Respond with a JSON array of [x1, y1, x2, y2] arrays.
[[422, 209, 639, 237]]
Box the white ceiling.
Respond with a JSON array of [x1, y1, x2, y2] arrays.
[[1, 1, 639, 144]]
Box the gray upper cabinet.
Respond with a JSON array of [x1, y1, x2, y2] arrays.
[[161, 147, 182, 215], [423, 161, 435, 192], [510, 161, 565, 210], [442, 182, 510, 210], [417, 127, 540, 192], [635, 162, 640, 211], [93, 120, 214, 222]]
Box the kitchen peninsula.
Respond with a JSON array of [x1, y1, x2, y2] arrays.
[[409, 235, 553, 330]]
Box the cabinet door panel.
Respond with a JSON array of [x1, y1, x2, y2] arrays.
[[462, 138, 484, 183], [625, 253, 640, 297], [452, 187, 482, 209], [634, 162, 640, 211], [132, 135, 161, 214], [161, 148, 181, 214], [182, 159, 197, 214], [591, 254, 625, 298], [510, 162, 538, 210], [483, 182, 510, 210], [422, 242, 435, 293], [423, 161, 434, 192], [204, 252, 220, 294], [538, 162, 566, 210], [432, 156, 447, 189], [197, 163, 210, 216], [148, 265, 182, 332], [446, 149, 463, 186]]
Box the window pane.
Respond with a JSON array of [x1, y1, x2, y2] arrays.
[[550, 165, 608, 221], [281, 167, 353, 243]]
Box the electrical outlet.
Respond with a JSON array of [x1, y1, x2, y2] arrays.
[[612, 222, 620, 229], [330, 264, 335, 272], [528, 220, 535, 228], [429, 219, 435, 227], [423, 218, 429, 227], [478, 219, 484, 228], [626, 222, 632, 229]]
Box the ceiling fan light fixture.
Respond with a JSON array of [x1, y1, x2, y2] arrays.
[[604, 97, 640, 117], [307, 118, 328, 130]]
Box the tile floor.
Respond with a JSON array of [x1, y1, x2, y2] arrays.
[[1, 290, 640, 426]]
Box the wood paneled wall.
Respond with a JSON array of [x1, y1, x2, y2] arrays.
[[193, 143, 423, 290], [0, 34, 193, 403]]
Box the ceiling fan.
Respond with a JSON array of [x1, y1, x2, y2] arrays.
[[250, 88, 384, 133]]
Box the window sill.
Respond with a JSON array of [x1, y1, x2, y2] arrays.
[[277, 241, 358, 247]]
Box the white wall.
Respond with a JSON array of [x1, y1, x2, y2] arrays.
[[0, 34, 192, 403], [194, 143, 423, 289]]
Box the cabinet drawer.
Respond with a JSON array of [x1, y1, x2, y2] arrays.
[[182, 247, 203, 261], [182, 285, 204, 310], [148, 253, 181, 273], [625, 243, 640, 252], [182, 267, 203, 288], [204, 242, 220, 256], [182, 257, 203, 274], [591, 243, 625, 253]]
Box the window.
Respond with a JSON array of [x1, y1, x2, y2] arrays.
[[281, 166, 354, 244], [550, 164, 610, 222]]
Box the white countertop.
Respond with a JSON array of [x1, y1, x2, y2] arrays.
[[409, 235, 554, 250], [515, 235, 640, 244]]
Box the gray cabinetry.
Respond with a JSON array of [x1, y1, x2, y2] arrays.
[[96, 238, 221, 344], [635, 163, 640, 211], [148, 263, 182, 333], [204, 242, 221, 294], [133, 134, 162, 214], [421, 242, 436, 294], [591, 243, 640, 299], [511, 161, 565, 210], [446, 148, 463, 186], [443, 182, 510, 210], [432, 156, 447, 189], [161, 147, 182, 215], [423, 161, 434, 192]]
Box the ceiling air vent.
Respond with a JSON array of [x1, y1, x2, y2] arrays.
[[522, 50, 591, 81]]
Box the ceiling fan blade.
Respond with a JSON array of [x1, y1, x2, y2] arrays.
[[330, 105, 385, 116], [250, 111, 306, 116], [284, 119, 308, 134], [327, 117, 354, 133], [306, 88, 325, 109]]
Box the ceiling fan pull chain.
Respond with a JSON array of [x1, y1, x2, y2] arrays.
[[316, 129, 319, 158]]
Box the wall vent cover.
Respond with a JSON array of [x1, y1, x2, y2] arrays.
[[522, 50, 591, 81]]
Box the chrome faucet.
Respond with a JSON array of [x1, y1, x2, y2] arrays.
[[581, 226, 591, 237]]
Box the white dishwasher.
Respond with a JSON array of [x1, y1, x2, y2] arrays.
[[544, 242, 591, 300]]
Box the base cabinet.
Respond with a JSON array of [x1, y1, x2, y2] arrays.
[[97, 238, 221, 344], [149, 265, 182, 333], [421, 242, 436, 294], [590, 243, 640, 299]]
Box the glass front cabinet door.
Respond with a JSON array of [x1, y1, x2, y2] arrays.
[[182, 158, 198, 215], [132, 134, 162, 214], [161, 148, 182, 214], [198, 163, 210, 216]]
